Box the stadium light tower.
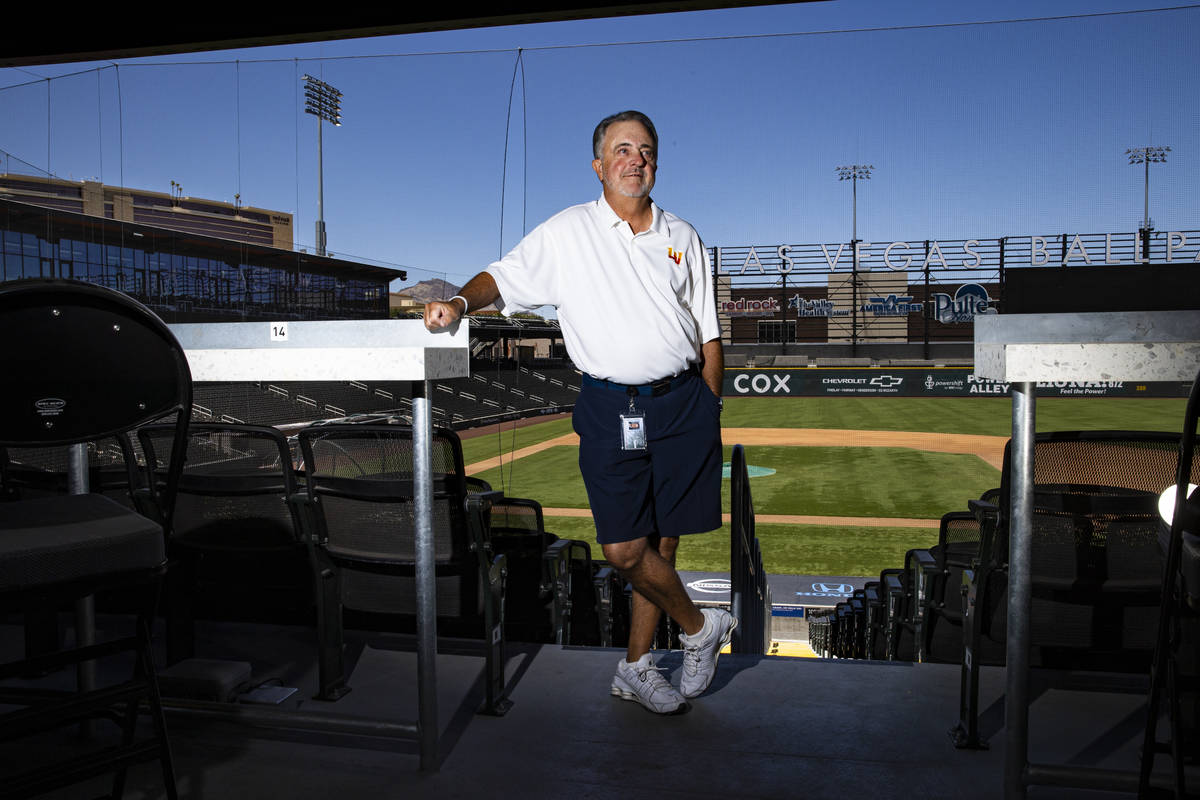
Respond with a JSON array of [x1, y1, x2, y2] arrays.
[[835, 164, 873, 242], [1126, 145, 1169, 234], [303, 74, 343, 257]]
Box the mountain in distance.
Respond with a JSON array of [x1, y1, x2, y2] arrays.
[[398, 278, 460, 303], [396, 278, 498, 312]]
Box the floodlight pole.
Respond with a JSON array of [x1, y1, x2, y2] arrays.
[[317, 117, 325, 255], [304, 75, 343, 257], [1126, 145, 1170, 238], [836, 165, 873, 356], [1142, 155, 1149, 233]]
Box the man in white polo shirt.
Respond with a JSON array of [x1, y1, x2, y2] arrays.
[[424, 110, 735, 715]]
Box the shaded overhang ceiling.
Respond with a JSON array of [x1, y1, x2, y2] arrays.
[[1, 2, 824, 68]]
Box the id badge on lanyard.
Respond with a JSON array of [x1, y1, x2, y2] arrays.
[[620, 391, 647, 451]]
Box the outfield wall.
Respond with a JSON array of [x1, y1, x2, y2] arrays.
[[722, 367, 1191, 398]]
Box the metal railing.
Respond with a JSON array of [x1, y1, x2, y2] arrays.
[[729, 443, 772, 654]]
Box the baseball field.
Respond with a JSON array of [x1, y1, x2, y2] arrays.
[[461, 396, 1188, 577]]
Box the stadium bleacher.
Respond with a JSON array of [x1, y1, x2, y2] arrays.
[[188, 361, 580, 432]]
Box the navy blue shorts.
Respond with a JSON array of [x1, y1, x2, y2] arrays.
[[572, 371, 723, 545]]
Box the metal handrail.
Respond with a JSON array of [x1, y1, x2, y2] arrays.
[[729, 444, 772, 654]]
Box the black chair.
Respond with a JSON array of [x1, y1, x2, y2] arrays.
[[137, 422, 307, 664], [861, 581, 885, 660], [541, 535, 626, 648], [0, 278, 190, 799], [906, 510, 984, 664], [478, 495, 557, 643], [807, 608, 833, 658], [832, 602, 851, 658], [1, 435, 145, 664], [1, 435, 141, 509], [1140, 369, 1200, 798], [848, 589, 868, 659], [952, 430, 1192, 750], [452, 478, 625, 646], [893, 547, 936, 661], [878, 567, 915, 662], [290, 423, 511, 714]]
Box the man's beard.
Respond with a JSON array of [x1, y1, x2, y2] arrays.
[[606, 176, 651, 198]]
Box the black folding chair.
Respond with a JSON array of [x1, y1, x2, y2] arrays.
[[0, 278, 190, 799]]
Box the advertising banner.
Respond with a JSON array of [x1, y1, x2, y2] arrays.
[[722, 368, 1191, 398]]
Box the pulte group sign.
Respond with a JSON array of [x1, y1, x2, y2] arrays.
[[722, 368, 1191, 398]]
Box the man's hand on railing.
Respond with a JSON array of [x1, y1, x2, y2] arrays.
[[424, 299, 464, 330], [422, 272, 501, 331]]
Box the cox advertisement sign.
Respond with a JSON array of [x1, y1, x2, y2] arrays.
[[723, 369, 1189, 398]]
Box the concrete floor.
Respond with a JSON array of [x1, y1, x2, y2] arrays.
[[2, 615, 1191, 800]]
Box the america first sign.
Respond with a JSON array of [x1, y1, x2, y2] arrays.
[[713, 230, 1200, 275]]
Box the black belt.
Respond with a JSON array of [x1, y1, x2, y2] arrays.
[[581, 365, 698, 397]]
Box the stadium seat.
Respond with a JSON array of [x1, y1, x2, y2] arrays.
[[481, 492, 626, 646], [878, 568, 916, 662], [136, 423, 309, 665], [465, 477, 628, 647], [290, 424, 512, 714], [907, 510, 984, 665], [832, 603, 851, 658], [849, 589, 868, 659], [951, 430, 1195, 750], [0, 278, 190, 798], [862, 581, 885, 660], [807, 608, 833, 658], [894, 548, 937, 661], [877, 568, 907, 661], [1139, 368, 1200, 797]]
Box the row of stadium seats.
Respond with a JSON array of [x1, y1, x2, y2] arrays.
[[1, 421, 631, 709], [808, 429, 1200, 753]]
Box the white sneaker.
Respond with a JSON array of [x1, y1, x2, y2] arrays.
[[679, 608, 737, 698], [610, 653, 689, 715]]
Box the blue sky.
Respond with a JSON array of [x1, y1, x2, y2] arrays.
[[1, 1, 1196, 290]]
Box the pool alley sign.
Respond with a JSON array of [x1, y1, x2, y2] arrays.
[[714, 230, 1200, 274]]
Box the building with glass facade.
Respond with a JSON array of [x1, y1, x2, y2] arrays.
[[0, 197, 403, 322]]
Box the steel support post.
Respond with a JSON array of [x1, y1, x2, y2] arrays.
[[412, 380, 439, 771], [67, 443, 96, 729], [1005, 382, 1035, 799]]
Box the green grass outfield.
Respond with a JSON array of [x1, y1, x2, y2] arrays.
[[468, 396, 1187, 577], [476, 445, 998, 519]]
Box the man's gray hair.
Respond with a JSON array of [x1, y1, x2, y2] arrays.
[[592, 110, 658, 159]]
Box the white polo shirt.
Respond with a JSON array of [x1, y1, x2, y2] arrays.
[[486, 195, 720, 385]]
